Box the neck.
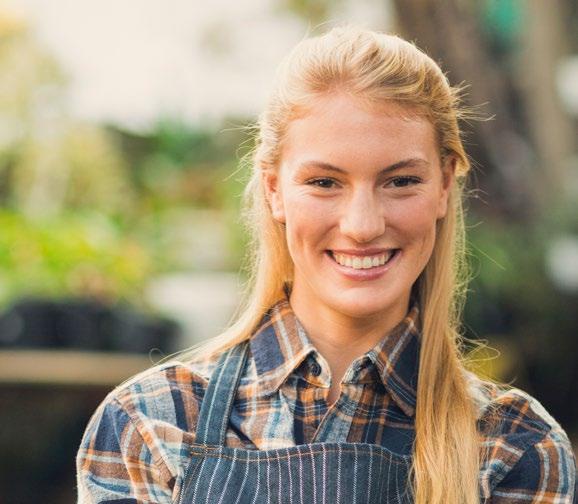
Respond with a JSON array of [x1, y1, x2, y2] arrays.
[[288, 280, 410, 383]]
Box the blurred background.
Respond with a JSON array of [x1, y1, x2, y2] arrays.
[[0, 0, 576, 502]]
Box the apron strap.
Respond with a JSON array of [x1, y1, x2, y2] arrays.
[[195, 341, 249, 446]]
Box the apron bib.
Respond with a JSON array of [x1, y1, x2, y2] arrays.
[[178, 342, 413, 503]]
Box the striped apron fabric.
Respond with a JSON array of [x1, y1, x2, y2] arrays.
[[178, 341, 413, 503]]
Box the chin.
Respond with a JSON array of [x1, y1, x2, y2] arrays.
[[327, 291, 396, 320]]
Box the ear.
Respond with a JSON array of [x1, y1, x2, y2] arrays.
[[436, 155, 456, 219], [262, 169, 286, 224]]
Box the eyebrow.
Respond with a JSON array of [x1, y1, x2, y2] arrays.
[[298, 158, 431, 175]]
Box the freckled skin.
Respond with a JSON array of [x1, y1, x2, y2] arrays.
[[263, 93, 454, 374]]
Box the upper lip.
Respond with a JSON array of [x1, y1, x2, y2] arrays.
[[329, 248, 397, 256]]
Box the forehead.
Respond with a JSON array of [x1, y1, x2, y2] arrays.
[[281, 93, 438, 168], [291, 92, 425, 122]]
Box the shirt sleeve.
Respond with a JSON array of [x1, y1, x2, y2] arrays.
[[76, 396, 174, 504], [490, 428, 577, 503]]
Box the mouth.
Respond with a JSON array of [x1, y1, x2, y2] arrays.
[[326, 249, 400, 270]]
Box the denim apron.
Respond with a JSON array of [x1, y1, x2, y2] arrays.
[[178, 341, 413, 503]]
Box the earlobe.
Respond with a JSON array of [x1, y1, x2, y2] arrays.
[[262, 170, 286, 224]]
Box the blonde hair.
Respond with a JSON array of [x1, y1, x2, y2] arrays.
[[174, 25, 486, 504]]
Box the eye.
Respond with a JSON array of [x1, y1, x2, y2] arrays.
[[389, 176, 422, 188], [306, 178, 337, 189]]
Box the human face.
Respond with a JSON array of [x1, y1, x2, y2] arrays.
[[263, 93, 454, 323]]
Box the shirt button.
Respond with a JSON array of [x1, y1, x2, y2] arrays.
[[311, 361, 322, 376]]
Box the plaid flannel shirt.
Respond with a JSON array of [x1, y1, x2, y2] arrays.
[[76, 298, 577, 503]]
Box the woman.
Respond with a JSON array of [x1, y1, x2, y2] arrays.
[[76, 26, 577, 503]]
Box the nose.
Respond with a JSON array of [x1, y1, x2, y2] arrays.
[[339, 188, 385, 243]]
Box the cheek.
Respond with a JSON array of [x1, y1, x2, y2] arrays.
[[284, 192, 337, 240], [283, 198, 333, 257], [390, 196, 440, 245], [287, 214, 331, 243]]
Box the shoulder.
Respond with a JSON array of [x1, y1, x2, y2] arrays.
[[110, 357, 214, 437], [91, 352, 223, 446], [76, 355, 220, 503], [466, 372, 577, 502]]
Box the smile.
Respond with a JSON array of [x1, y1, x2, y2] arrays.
[[331, 250, 395, 269], [325, 249, 401, 280]]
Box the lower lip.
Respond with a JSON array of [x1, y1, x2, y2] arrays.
[[325, 249, 401, 281]]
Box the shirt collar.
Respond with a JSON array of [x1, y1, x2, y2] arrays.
[[249, 296, 421, 418]]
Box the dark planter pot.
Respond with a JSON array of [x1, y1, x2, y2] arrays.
[[0, 297, 180, 354], [104, 303, 181, 354], [0, 298, 61, 348]]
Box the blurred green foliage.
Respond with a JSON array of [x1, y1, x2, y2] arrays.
[[0, 210, 154, 305], [483, 0, 524, 48], [0, 11, 252, 310], [463, 205, 578, 429]]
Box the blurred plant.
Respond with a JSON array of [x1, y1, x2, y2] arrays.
[[463, 201, 578, 427], [112, 118, 253, 271], [0, 9, 157, 308], [0, 210, 156, 307], [8, 123, 134, 217]]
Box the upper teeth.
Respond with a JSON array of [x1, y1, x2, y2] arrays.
[[332, 251, 394, 269]]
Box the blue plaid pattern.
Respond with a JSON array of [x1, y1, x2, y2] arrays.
[[77, 298, 577, 503]]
